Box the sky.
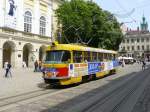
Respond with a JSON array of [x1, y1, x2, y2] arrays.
[[94, 0, 150, 30]]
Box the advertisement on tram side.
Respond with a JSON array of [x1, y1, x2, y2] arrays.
[[88, 63, 101, 74], [69, 63, 88, 77]]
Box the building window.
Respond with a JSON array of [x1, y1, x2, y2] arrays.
[[39, 16, 46, 36], [122, 40, 125, 43], [137, 46, 140, 50], [123, 46, 125, 50], [137, 38, 139, 43], [147, 38, 149, 42], [127, 39, 129, 43], [131, 39, 134, 43], [127, 46, 130, 51], [141, 38, 144, 42], [132, 46, 134, 50], [147, 45, 149, 51], [24, 11, 32, 32], [142, 45, 144, 50]]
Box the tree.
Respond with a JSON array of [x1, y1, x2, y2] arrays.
[[101, 11, 123, 50], [55, 0, 123, 50]]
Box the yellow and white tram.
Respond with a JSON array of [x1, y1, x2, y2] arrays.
[[42, 42, 119, 86]]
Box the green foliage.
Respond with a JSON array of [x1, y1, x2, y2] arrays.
[[55, 0, 123, 50]]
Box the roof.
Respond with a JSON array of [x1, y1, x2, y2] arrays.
[[46, 44, 117, 54]]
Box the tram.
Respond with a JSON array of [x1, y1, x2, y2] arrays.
[[42, 42, 119, 86]]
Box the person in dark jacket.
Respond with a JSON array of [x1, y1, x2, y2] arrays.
[[34, 60, 38, 72], [142, 60, 146, 70], [5, 62, 12, 77]]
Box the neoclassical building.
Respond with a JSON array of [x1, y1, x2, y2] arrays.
[[0, 0, 62, 68], [119, 16, 150, 60]]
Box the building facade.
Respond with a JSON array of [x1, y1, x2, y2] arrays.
[[119, 16, 150, 60], [0, 0, 62, 68], [119, 33, 150, 59]]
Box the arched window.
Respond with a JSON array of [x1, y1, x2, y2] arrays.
[[24, 11, 32, 32], [39, 16, 46, 35]]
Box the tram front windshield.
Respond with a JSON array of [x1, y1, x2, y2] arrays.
[[45, 50, 71, 63]]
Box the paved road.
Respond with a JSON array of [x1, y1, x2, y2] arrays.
[[0, 63, 149, 112], [63, 66, 150, 112], [0, 63, 143, 99]]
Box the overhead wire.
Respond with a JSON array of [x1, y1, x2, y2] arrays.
[[115, 0, 136, 22], [114, 8, 135, 18], [113, 0, 142, 27]]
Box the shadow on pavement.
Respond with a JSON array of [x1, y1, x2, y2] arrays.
[[39, 70, 143, 112], [37, 82, 80, 90]]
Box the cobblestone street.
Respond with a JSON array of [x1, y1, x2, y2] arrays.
[[132, 73, 150, 112], [0, 68, 43, 99], [0, 63, 149, 112], [0, 0, 150, 111]]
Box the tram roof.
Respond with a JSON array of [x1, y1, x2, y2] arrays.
[[46, 44, 117, 54]]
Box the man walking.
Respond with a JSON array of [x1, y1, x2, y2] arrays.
[[142, 60, 146, 70], [34, 60, 38, 72], [5, 62, 12, 77]]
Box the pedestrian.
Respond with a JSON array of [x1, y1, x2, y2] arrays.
[[122, 59, 125, 67], [4, 61, 8, 70], [38, 60, 42, 72], [34, 60, 38, 72], [4, 61, 8, 77], [5, 62, 12, 77], [142, 60, 146, 70], [22, 61, 26, 68]]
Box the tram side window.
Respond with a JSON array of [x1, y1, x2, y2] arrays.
[[84, 52, 91, 62], [113, 54, 116, 60], [108, 54, 112, 60], [73, 51, 83, 63], [62, 51, 71, 62], [98, 53, 103, 61], [103, 53, 108, 61], [92, 52, 98, 62]]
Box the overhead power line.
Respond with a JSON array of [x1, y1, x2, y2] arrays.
[[114, 8, 135, 18], [115, 0, 137, 23]]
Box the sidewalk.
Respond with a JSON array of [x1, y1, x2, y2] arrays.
[[118, 62, 150, 74], [0, 68, 43, 99]]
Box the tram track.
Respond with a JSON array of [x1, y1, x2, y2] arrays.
[[65, 68, 150, 112], [109, 69, 149, 112], [86, 69, 150, 112], [0, 88, 58, 109], [1, 66, 149, 112], [86, 68, 150, 112]]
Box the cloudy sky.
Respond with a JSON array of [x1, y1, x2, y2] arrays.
[[94, 0, 150, 30]]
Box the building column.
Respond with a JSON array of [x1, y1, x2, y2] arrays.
[[28, 52, 34, 68], [0, 40, 3, 68], [33, 48, 39, 61], [0, 48, 2, 68], [33, 0, 40, 35], [14, 50, 23, 68], [11, 50, 16, 68], [28, 49, 39, 68], [47, 3, 52, 37], [17, 0, 24, 31]]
